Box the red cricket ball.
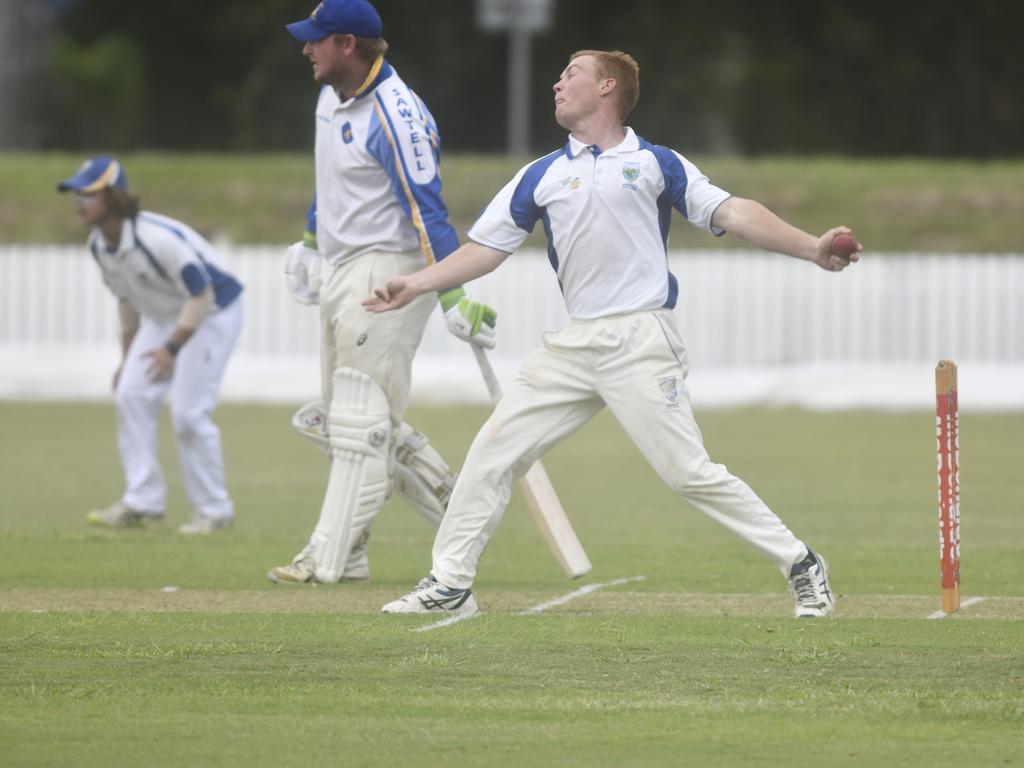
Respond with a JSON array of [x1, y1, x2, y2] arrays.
[[831, 233, 858, 259]]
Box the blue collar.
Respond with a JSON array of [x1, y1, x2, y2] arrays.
[[352, 57, 392, 99]]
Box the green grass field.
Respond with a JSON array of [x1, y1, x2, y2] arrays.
[[4, 152, 1024, 252], [1, 402, 1022, 767]]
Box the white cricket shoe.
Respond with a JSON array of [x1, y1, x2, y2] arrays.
[[267, 550, 370, 585], [267, 556, 317, 584], [381, 576, 479, 615], [86, 501, 163, 528], [788, 549, 835, 618], [178, 514, 233, 535]]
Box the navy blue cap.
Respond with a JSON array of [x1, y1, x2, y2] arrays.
[[286, 0, 382, 41], [57, 156, 128, 193]]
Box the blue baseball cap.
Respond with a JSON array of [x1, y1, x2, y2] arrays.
[[286, 0, 382, 41], [57, 156, 128, 193]]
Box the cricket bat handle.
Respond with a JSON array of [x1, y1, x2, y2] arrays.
[[471, 345, 593, 578]]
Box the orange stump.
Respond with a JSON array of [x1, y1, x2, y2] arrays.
[[935, 360, 960, 613]]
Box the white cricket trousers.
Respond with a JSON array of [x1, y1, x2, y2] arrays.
[[295, 249, 435, 577], [115, 299, 243, 519], [319, 249, 435, 422], [431, 309, 808, 589]]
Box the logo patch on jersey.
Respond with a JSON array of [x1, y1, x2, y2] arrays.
[[340, 122, 353, 144], [559, 175, 582, 190], [622, 162, 641, 190], [658, 376, 681, 410]]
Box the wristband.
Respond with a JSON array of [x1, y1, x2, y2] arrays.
[[438, 286, 466, 312], [164, 340, 181, 356]]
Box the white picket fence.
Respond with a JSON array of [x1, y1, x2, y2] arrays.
[[2, 245, 1023, 408]]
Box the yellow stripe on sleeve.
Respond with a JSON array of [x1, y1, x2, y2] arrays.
[[372, 101, 435, 264]]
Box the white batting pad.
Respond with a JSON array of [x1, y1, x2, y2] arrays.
[[307, 368, 391, 583], [291, 401, 330, 456], [393, 423, 456, 527]]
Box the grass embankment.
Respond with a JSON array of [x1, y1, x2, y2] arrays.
[[3, 152, 1023, 251]]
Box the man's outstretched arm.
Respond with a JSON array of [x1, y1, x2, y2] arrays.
[[363, 241, 510, 312], [712, 197, 862, 272]]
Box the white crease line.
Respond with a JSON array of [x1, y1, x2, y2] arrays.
[[412, 575, 647, 632], [413, 610, 480, 633], [927, 596, 988, 620], [519, 575, 647, 615]]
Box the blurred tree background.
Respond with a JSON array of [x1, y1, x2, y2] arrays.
[[6, 0, 1023, 157]]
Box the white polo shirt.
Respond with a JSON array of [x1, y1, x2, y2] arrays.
[[88, 212, 242, 323], [308, 58, 458, 267], [468, 128, 731, 320]]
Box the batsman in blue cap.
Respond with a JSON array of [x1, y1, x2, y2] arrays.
[[267, 0, 498, 586], [286, 0, 382, 40]]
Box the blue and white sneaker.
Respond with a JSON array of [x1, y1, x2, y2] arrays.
[[788, 549, 835, 618], [381, 575, 479, 615]]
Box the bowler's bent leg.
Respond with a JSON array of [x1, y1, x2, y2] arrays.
[[431, 341, 603, 590]]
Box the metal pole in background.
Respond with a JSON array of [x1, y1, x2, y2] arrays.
[[0, 0, 54, 149], [0, 0, 24, 147], [477, 0, 553, 157], [507, 22, 531, 156]]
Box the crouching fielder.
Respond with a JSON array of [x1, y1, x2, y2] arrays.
[[59, 156, 244, 535], [366, 50, 863, 618], [267, 0, 496, 585]]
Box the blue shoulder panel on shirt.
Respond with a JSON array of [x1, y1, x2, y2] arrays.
[[137, 214, 243, 308], [180, 263, 207, 295], [639, 138, 689, 217], [636, 138, 690, 252], [509, 148, 564, 233], [637, 138, 686, 311]]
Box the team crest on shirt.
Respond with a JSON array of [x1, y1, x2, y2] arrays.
[[559, 175, 582, 190], [622, 162, 641, 190], [340, 122, 353, 143], [658, 375, 680, 410]]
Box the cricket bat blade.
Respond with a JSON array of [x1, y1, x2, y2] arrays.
[[470, 345, 592, 578]]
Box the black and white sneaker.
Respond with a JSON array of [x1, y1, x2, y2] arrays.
[[381, 575, 479, 615], [787, 549, 835, 618]]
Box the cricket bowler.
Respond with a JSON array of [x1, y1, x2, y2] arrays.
[[366, 50, 862, 618]]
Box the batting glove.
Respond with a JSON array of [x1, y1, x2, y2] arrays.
[[284, 240, 322, 305], [439, 287, 497, 349]]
